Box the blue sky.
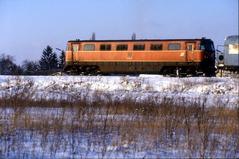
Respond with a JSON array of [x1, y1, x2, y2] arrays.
[[0, 0, 238, 64]]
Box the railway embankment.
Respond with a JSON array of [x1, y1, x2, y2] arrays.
[[0, 75, 238, 108]]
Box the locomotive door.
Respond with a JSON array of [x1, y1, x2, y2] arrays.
[[186, 43, 195, 62], [72, 44, 79, 62]]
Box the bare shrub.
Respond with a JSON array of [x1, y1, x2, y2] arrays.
[[0, 76, 35, 107], [0, 87, 238, 158]]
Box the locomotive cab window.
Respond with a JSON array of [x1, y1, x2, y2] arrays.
[[187, 44, 194, 51], [83, 44, 95, 51], [150, 44, 163, 50], [200, 41, 215, 51], [100, 44, 111, 51], [116, 44, 128, 51], [133, 44, 145, 50], [187, 45, 193, 51], [200, 45, 205, 51], [168, 43, 181, 50]]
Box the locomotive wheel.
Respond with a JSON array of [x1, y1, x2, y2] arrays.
[[81, 66, 100, 75]]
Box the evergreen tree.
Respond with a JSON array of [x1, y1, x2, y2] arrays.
[[22, 60, 40, 75], [39, 45, 58, 71], [58, 51, 65, 69]]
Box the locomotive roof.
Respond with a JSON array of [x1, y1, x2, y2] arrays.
[[225, 35, 239, 45], [68, 38, 208, 43]]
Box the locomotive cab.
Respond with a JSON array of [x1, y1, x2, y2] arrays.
[[64, 42, 78, 72], [200, 38, 216, 76]]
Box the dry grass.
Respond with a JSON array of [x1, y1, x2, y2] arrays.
[[0, 77, 238, 158]]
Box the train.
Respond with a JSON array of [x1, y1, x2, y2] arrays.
[[64, 37, 216, 76], [217, 35, 239, 73]]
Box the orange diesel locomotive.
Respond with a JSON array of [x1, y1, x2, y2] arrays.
[[64, 38, 216, 76]]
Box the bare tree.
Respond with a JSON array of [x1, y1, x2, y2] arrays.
[[0, 54, 22, 75]]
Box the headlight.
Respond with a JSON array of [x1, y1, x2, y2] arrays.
[[219, 55, 224, 61]]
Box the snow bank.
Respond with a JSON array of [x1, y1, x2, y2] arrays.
[[0, 75, 238, 108]]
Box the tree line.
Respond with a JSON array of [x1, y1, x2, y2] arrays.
[[0, 45, 65, 75]]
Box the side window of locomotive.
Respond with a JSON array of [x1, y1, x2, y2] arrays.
[[187, 44, 193, 51], [200, 42, 215, 51], [72, 44, 79, 52], [229, 44, 239, 54], [116, 44, 128, 51], [168, 43, 181, 50], [150, 44, 163, 50], [83, 44, 95, 51], [133, 44, 145, 50], [100, 44, 111, 51], [200, 45, 205, 51]]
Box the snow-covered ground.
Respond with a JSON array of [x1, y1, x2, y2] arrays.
[[1, 107, 238, 158], [0, 75, 239, 158], [0, 75, 238, 108]]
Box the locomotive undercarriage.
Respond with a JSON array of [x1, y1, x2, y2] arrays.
[[64, 62, 210, 76]]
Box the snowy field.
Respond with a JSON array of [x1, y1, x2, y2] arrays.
[[0, 75, 238, 158], [1, 105, 238, 158], [0, 75, 238, 108]]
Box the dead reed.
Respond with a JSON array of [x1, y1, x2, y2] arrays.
[[0, 76, 238, 158]]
